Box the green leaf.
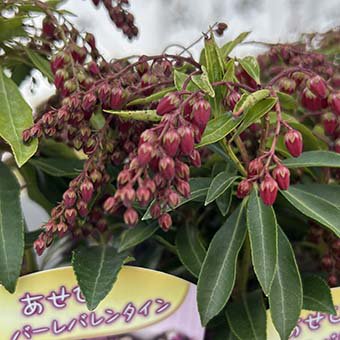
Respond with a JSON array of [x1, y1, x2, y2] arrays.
[[25, 49, 54, 82], [239, 56, 261, 84], [142, 178, 211, 220], [104, 109, 161, 122], [173, 70, 198, 92], [277, 92, 297, 110], [176, 224, 206, 277], [283, 151, 340, 168], [127, 87, 176, 107], [72, 245, 127, 310], [192, 66, 215, 97], [0, 17, 26, 41], [118, 222, 158, 252], [223, 59, 236, 81], [205, 172, 238, 205], [197, 114, 242, 148], [235, 97, 277, 137], [216, 188, 233, 216], [281, 185, 340, 237], [247, 188, 278, 295], [11, 64, 31, 85], [197, 203, 247, 325], [269, 227, 302, 340], [220, 32, 250, 59], [226, 290, 267, 340], [0, 68, 37, 167], [233, 89, 270, 116], [0, 162, 24, 293], [24, 230, 40, 249], [29, 157, 84, 177], [302, 275, 336, 315]]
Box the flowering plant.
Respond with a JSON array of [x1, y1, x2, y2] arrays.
[[0, 1, 339, 339]]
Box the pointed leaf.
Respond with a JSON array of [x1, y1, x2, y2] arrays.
[[283, 151, 340, 168], [192, 66, 215, 97], [176, 224, 206, 277], [25, 49, 54, 82], [0, 68, 37, 167], [277, 92, 297, 110], [247, 188, 278, 295], [205, 172, 239, 205], [281, 186, 340, 237], [197, 203, 247, 325], [226, 290, 267, 340], [104, 109, 161, 122], [127, 87, 176, 106], [118, 222, 158, 252], [173, 70, 198, 92], [233, 89, 270, 116], [72, 245, 127, 310], [302, 275, 336, 315], [216, 188, 233, 216], [239, 56, 261, 84], [269, 227, 302, 340], [220, 32, 250, 59], [0, 162, 24, 293]]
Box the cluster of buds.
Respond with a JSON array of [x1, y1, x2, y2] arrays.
[[91, 0, 138, 39], [307, 223, 340, 287], [103, 92, 211, 230]]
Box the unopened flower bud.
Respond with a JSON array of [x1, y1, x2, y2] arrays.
[[328, 92, 340, 116], [278, 77, 296, 94], [137, 142, 154, 166], [168, 190, 180, 208], [34, 235, 46, 256], [192, 99, 211, 128], [136, 187, 151, 207], [150, 202, 161, 219], [80, 179, 94, 203], [136, 56, 149, 76], [176, 178, 190, 198], [335, 139, 340, 153], [85, 32, 96, 49], [156, 93, 180, 116], [110, 87, 124, 109], [178, 126, 194, 155], [272, 165, 290, 190], [322, 112, 338, 135], [63, 189, 77, 208], [308, 75, 328, 98], [124, 207, 138, 226], [284, 129, 303, 157], [190, 149, 201, 167], [260, 174, 278, 206], [226, 90, 241, 110], [175, 161, 190, 181], [65, 208, 77, 225], [57, 222, 68, 237], [236, 179, 253, 198], [98, 83, 111, 105], [82, 92, 97, 112], [88, 61, 100, 75], [120, 185, 136, 207], [163, 129, 180, 157], [103, 196, 117, 212], [141, 73, 157, 96], [248, 158, 264, 178], [301, 88, 323, 111], [144, 179, 156, 194], [159, 156, 175, 180], [77, 200, 89, 217], [158, 213, 172, 231], [54, 69, 68, 89]]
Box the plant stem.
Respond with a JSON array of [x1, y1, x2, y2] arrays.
[[234, 135, 250, 166], [221, 139, 247, 176]]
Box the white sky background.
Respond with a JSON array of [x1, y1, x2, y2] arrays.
[[21, 0, 340, 231]]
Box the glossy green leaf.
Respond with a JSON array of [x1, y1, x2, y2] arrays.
[[118, 222, 158, 252], [235, 97, 277, 137], [0, 162, 24, 293], [0, 68, 37, 167], [25, 49, 54, 82], [192, 66, 215, 97], [176, 224, 206, 277], [277, 92, 297, 110], [197, 114, 242, 148], [205, 172, 238, 205], [216, 188, 233, 216], [269, 227, 302, 340], [247, 188, 278, 295], [127, 87, 176, 106], [302, 275, 336, 315], [72, 245, 127, 310], [197, 203, 247, 325], [29, 157, 84, 177], [239, 56, 261, 84], [223, 59, 236, 81], [283, 151, 340, 168], [104, 109, 161, 122], [226, 290, 266, 340], [281, 186, 340, 237], [233, 89, 270, 116], [220, 32, 250, 59], [0, 17, 26, 41]]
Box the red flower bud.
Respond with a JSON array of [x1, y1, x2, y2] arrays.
[[226, 90, 241, 110], [328, 92, 340, 116], [141, 73, 157, 96], [62, 79, 77, 96], [175, 161, 190, 181], [308, 75, 328, 98], [65, 208, 77, 225], [236, 179, 253, 198], [156, 93, 180, 116], [42, 17, 55, 38], [136, 56, 149, 76], [168, 190, 180, 208], [284, 129, 303, 157], [176, 179, 190, 198], [117, 169, 131, 187], [272, 165, 290, 190], [150, 202, 161, 219], [260, 174, 278, 206], [110, 87, 124, 109], [34, 235, 46, 256], [278, 77, 296, 94], [248, 158, 264, 178], [163, 129, 180, 157], [85, 32, 96, 49], [192, 99, 211, 128], [80, 179, 94, 203], [144, 179, 156, 194], [22, 129, 32, 143], [136, 187, 151, 207], [158, 213, 172, 231], [335, 138, 340, 154], [301, 88, 323, 111], [322, 112, 338, 135], [71, 46, 87, 64], [31, 124, 43, 138], [90, 169, 103, 186], [321, 255, 333, 270], [63, 189, 77, 208], [139, 130, 157, 145], [51, 53, 70, 74], [120, 185, 136, 207], [54, 69, 68, 89], [88, 61, 100, 76], [190, 149, 201, 167], [98, 83, 111, 105], [124, 207, 138, 226], [77, 200, 89, 217], [137, 142, 154, 166], [103, 196, 118, 212], [82, 92, 97, 112], [178, 126, 194, 155], [159, 156, 175, 180], [57, 222, 68, 237]]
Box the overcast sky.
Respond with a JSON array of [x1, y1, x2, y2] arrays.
[[22, 0, 340, 231]]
